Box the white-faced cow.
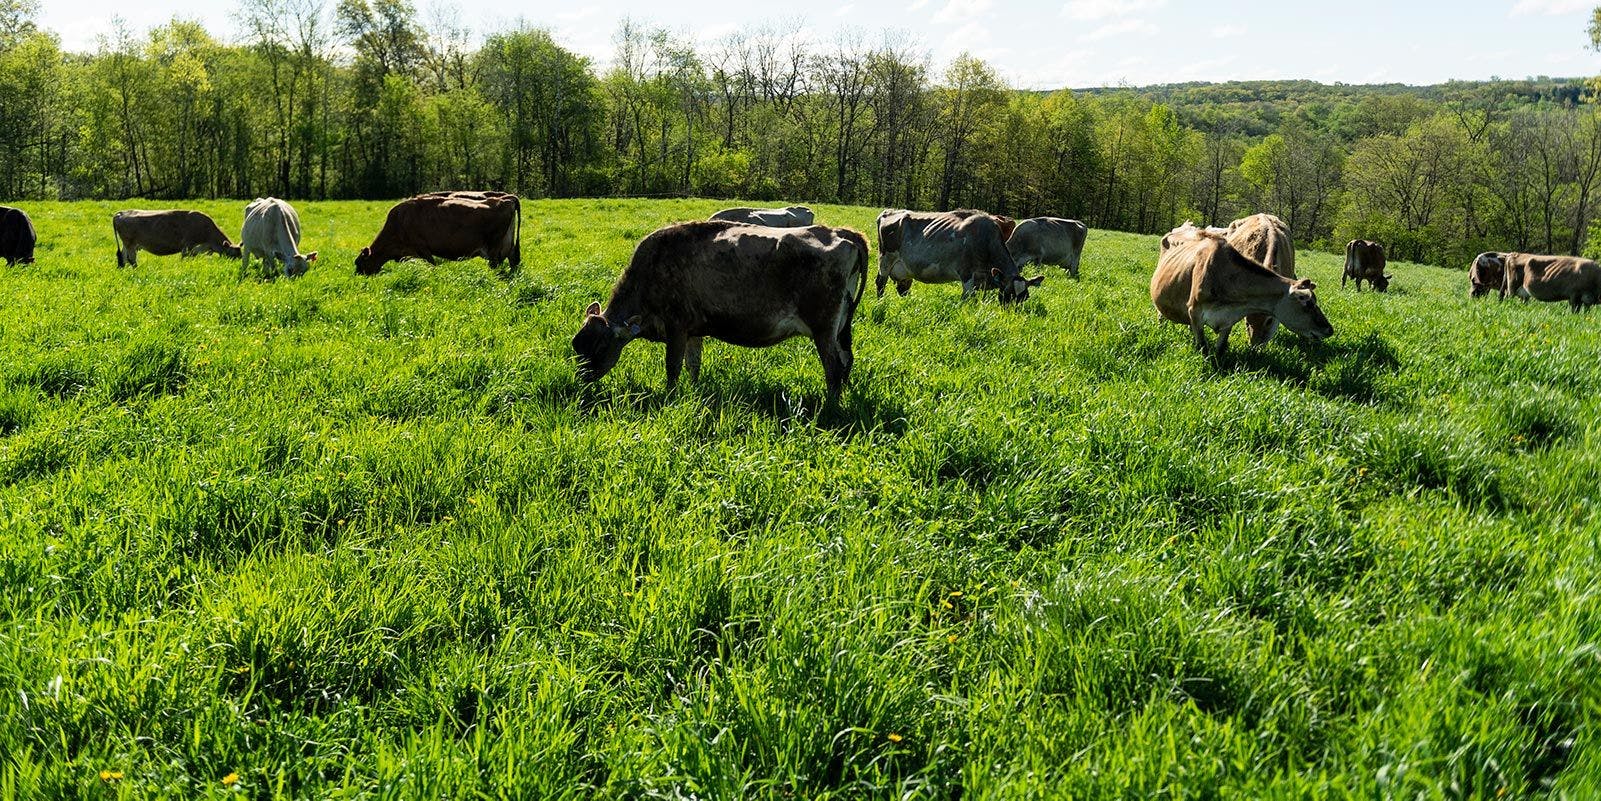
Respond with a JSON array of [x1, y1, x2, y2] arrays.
[[355, 191, 521, 275], [0, 206, 35, 266], [1152, 227, 1333, 358], [1497, 252, 1601, 312], [572, 220, 868, 400], [710, 206, 816, 227], [241, 198, 316, 279], [1224, 213, 1297, 346], [1470, 252, 1505, 298], [875, 209, 1041, 303], [1343, 239, 1390, 292], [1007, 217, 1089, 277], [113, 210, 241, 268]]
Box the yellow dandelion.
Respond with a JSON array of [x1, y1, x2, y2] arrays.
[[221, 772, 240, 786], [886, 733, 903, 743], [99, 770, 124, 782], [947, 634, 959, 644], [467, 496, 480, 506], [948, 591, 963, 598]]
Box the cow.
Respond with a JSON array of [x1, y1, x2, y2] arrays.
[[1161, 221, 1228, 253], [1470, 252, 1505, 298], [572, 220, 869, 400], [1008, 217, 1089, 278], [1151, 228, 1333, 358], [112, 210, 241, 268], [1224, 213, 1296, 347], [240, 198, 316, 279], [1343, 240, 1390, 292], [710, 206, 816, 227], [875, 209, 1041, 303], [1497, 252, 1601, 312], [355, 191, 521, 275], [0, 206, 35, 266]]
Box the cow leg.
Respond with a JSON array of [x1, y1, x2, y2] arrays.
[[1188, 316, 1211, 355], [814, 334, 847, 401], [685, 337, 704, 382], [875, 262, 889, 298], [239, 250, 250, 280], [116, 246, 125, 268], [1215, 323, 1236, 359], [664, 331, 688, 391]]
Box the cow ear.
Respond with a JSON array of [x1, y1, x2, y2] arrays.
[[585, 301, 602, 317], [991, 267, 1002, 278], [306, 252, 318, 262], [1026, 275, 1045, 287]]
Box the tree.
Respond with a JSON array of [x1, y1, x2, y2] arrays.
[[933, 54, 1005, 210]]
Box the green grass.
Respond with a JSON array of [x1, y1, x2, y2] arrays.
[[1, 198, 1598, 799]]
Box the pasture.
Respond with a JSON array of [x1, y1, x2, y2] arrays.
[[1, 199, 1598, 798]]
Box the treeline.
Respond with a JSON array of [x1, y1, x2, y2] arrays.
[[3, 0, 1601, 267]]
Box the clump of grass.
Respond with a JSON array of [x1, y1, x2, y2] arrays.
[[106, 337, 190, 402]]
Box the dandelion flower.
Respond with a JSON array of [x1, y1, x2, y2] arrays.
[[222, 772, 240, 786], [99, 770, 123, 782], [886, 733, 903, 743]]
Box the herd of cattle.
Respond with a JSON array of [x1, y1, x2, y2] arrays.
[[0, 193, 1598, 398]]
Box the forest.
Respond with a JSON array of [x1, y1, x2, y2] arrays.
[[2, 0, 1601, 268]]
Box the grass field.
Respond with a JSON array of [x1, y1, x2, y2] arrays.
[[1, 198, 1598, 798]]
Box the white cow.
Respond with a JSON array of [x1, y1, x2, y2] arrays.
[[710, 206, 816, 227], [241, 197, 316, 278]]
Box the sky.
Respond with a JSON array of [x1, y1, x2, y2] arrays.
[[36, 0, 1601, 89]]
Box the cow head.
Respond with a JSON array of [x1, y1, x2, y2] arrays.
[[1372, 273, 1392, 292], [355, 247, 382, 276], [281, 251, 317, 278], [220, 242, 243, 260], [1470, 252, 1503, 297], [572, 301, 642, 383], [1273, 279, 1334, 341], [992, 267, 1044, 303]]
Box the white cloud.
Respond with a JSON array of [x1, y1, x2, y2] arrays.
[[834, 4, 857, 16], [1510, 0, 1591, 15], [933, 0, 994, 24], [907, 0, 932, 9], [1079, 19, 1157, 43], [1062, 0, 1165, 21], [1211, 23, 1247, 39]]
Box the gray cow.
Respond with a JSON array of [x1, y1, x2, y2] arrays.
[[241, 197, 317, 278], [710, 206, 816, 227], [1007, 217, 1088, 278], [876, 209, 1041, 303]]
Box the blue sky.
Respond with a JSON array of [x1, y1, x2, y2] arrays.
[[39, 0, 1601, 89]]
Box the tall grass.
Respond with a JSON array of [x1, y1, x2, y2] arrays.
[[0, 199, 1597, 798]]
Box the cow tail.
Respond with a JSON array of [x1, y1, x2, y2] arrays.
[[847, 228, 869, 320], [509, 194, 523, 269]]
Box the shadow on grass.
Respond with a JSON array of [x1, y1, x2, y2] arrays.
[[1221, 330, 1401, 404]]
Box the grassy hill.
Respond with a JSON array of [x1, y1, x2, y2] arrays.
[[1, 199, 1598, 797]]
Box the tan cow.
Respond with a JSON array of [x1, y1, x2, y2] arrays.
[[1151, 228, 1333, 358], [1008, 217, 1089, 277], [1469, 252, 1505, 298], [1225, 213, 1296, 346], [356, 191, 521, 275], [113, 210, 241, 268], [1343, 240, 1390, 292], [1498, 252, 1601, 311]]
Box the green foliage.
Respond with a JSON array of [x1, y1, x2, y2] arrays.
[[1, 199, 1599, 797]]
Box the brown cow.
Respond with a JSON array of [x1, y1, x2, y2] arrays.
[[1225, 213, 1296, 346], [1343, 240, 1390, 292], [113, 210, 241, 268], [1498, 252, 1601, 312], [573, 220, 869, 399], [1151, 227, 1333, 358], [1161, 221, 1228, 253], [355, 191, 521, 275], [1470, 252, 1505, 298]]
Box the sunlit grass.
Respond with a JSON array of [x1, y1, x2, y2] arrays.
[[0, 199, 1597, 798]]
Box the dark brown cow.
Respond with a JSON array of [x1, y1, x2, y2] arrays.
[[1498, 252, 1601, 312], [112, 210, 241, 267], [1470, 252, 1505, 298], [1152, 227, 1333, 358], [573, 220, 868, 400], [355, 191, 521, 275], [0, 206, 35, 266], [1343, 240, 1390, 292]]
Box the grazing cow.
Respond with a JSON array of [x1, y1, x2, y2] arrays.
[[876, 209, 1041, 302], [240, 198, 316, 279], [0, 206, 35, 266], [1225, 213, 1297, 346], [1161, 221, 1228, 253], [1008, 217, 1089, 278], [1470, 252, 1505, 298], [113, 210, 241, 268], [710, 206, 816, 227], [1497, 252, 1601, 312], [1343, 240, 1390, 292], [992, 215, 1018, 241], [572, 220, 869, 400], [1151, 229, 1333, 358], [355, 191, 521, 275]]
